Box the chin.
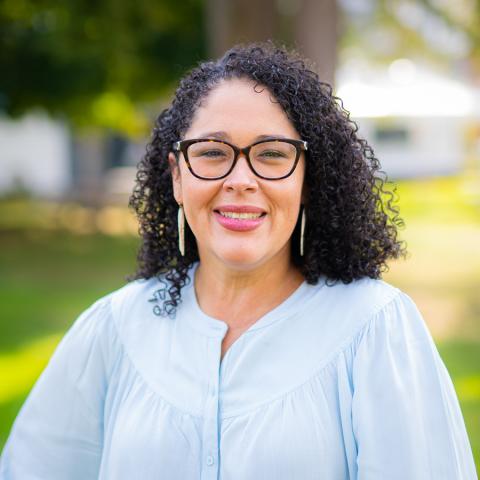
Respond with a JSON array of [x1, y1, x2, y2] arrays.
[[214, 246, 267, 270]]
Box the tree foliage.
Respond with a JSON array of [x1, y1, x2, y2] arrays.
[[0, 0, 206, 129]]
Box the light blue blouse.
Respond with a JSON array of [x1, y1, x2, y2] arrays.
[[1, 264, 477, 479]]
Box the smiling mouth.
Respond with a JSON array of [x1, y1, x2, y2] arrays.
[[216, 211, 266, 220]]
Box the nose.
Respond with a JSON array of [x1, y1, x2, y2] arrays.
[[222, 154, 258, 193]]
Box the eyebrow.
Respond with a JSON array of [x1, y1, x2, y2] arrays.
[[197, 131, 289, 141]]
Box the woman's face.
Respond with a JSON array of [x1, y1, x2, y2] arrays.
[[170, 77, 306, 272]]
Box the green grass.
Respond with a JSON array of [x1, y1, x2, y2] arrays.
[[0, 229, 138, 351], [436, 341, 480, 471], [0, 173, 479, 472]]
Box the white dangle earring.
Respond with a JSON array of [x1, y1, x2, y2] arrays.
[[300, 206, 306, 257], [177, 204, 185, 256]]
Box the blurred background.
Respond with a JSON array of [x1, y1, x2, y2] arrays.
[[0, 0, 479, 469]]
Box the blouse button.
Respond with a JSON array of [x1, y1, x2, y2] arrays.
[[206, 455, 214, 466]]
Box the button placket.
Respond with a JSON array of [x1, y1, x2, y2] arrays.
[[201, 332, 224, 480]]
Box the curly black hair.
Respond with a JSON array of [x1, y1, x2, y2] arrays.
[[129, 41, 407, 316]]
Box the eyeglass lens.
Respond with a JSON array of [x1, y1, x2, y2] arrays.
[[186, 140, 298, 179]]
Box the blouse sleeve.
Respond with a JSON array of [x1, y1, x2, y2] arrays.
[[0, 295, 116, 480], [352, 291, 478, 480]]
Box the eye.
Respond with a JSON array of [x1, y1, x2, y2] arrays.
[[191, 148, 228, 159], [197, 149, 228, 157], [258, 150, 288, 158]]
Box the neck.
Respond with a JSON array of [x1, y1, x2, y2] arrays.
[[194, 250, 304, 330]]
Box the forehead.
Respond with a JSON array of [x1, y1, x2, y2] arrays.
[[185, 78, 300, 140]]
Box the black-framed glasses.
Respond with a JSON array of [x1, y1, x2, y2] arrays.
[[173, 137, 308, 180]]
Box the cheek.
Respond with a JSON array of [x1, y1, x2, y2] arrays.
[[269, 184, 303, 225], [181, 177, 219, 224]]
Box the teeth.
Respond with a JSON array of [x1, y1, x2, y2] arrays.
[[219, 211, 263, 219]]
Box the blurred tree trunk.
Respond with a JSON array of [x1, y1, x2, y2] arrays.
[[294, 0, 338, 85], [206, 0, 338, 86], [206, 0, 276, 57]]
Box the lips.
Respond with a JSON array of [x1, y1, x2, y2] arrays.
[[213, 205, 267, 232]]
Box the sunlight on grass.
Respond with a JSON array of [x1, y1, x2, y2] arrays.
[[0, 200, 138, 236], [0, 334, 61, 403], [456, 376, 480, 402], [391, 172, 480, 225]]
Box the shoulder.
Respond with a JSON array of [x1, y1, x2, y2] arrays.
[[64, 277, 167, 350], [107, 277, 164, 313], [307, 275, 402, 330], [295, 277, 434, 382], [290, 275, 415, 364], [61, 276, 171, 372], [317, 277, 433, 357], [321, 275, 400, 309], [102, 276, 169, 334]]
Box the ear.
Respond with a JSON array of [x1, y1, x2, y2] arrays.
[[168, 152, 183, 204]]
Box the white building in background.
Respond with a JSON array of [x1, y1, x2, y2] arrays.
[[337, 59, 480, 178], [0, 112, 72, 197], [0, 112, 140, 202]]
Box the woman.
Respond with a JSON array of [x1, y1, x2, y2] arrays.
[[1, 43, 477, 479]]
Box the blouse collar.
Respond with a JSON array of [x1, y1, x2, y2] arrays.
[[181, 262, 324, 337]]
